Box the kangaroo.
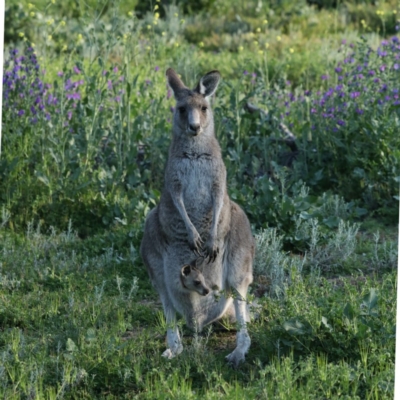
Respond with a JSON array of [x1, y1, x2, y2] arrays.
[[180, 259, 211, 296], [140, 68, 255, 367]]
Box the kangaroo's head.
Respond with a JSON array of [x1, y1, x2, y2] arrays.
[[180, 262, 211, 296], [166, 68, 221, 138]]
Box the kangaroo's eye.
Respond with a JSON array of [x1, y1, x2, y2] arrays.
[[201, 106, 207, 112], [194, 281, 201, 286], [178, 106, 186, 114]]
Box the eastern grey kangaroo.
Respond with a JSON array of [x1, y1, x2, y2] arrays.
[[180, 259, 212, 296], [140, 68, 255, 367]]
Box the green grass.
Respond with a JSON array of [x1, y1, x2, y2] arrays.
[[0, 219, 397, 398]]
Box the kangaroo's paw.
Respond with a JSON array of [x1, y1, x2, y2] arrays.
[[203, 238, 219, 263], [188, 228, 203, 256]]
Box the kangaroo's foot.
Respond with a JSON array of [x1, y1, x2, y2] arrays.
[[162, 328, 183, 359], [225, 328, 251, 368], [162, 343, 183, 359]]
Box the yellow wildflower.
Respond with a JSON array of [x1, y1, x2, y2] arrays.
[[265, 43, 269, 49], [258, 50, 263, 54], [238, 45, 244, 51], [19, 32, 24, 37], [61, 20, 66, 26], [276, 35, 282, 41], [48, 35, 52, 41], [256, 27, 261, 33], [30, 12, 35, 17], [28, 3, 34, 8], [289, 48, 294, 53], [199, 41, 204, 47], [154, 4, 159, 10], [128, 11, 133, 17], [154, 12, 160, 19], [162, 31, 166, 36], [263, 19, 268, 24]]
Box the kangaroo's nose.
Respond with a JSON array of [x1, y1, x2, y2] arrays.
[[203, 288, 210, 296], [189, 123, 200, 134]]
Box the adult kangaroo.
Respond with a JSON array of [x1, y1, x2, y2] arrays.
[[140, 68, 255, 367]]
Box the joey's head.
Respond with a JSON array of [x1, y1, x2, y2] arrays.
[[166, 68, 221, 138], [180, 263, 210, 296]]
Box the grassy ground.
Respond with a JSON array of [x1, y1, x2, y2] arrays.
[[1, 0, 399, 398], [0, 218, 397, 398]]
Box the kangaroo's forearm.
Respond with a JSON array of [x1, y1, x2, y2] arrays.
[[170, 189, 195, 233], [210, 186, 225, 239]]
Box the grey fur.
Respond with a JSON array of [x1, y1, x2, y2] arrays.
[[140, 69, 255, 367]]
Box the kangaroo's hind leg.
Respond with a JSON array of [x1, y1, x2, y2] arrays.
[[225, 287, 252, 367], [224, 202, 255, 367], [140, 208, 183, 359], [160, 298, 183, 359], [142, 251, 183, 359]]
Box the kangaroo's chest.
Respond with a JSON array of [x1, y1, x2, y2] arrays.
[[176, 156, 216, 205]]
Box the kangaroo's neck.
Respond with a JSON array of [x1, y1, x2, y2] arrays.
[[170, 128, 221, 159]]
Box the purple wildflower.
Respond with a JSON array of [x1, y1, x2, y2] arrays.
[[155, 66, 160, 72], [66, 92, 81, 100], [18, 109, 25, 117], [73, 66, 81, 74]]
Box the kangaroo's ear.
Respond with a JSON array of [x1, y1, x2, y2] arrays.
[[194, 70, 221, 98], [181, 265, 191, 276], [166, 68, 187, 99]]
